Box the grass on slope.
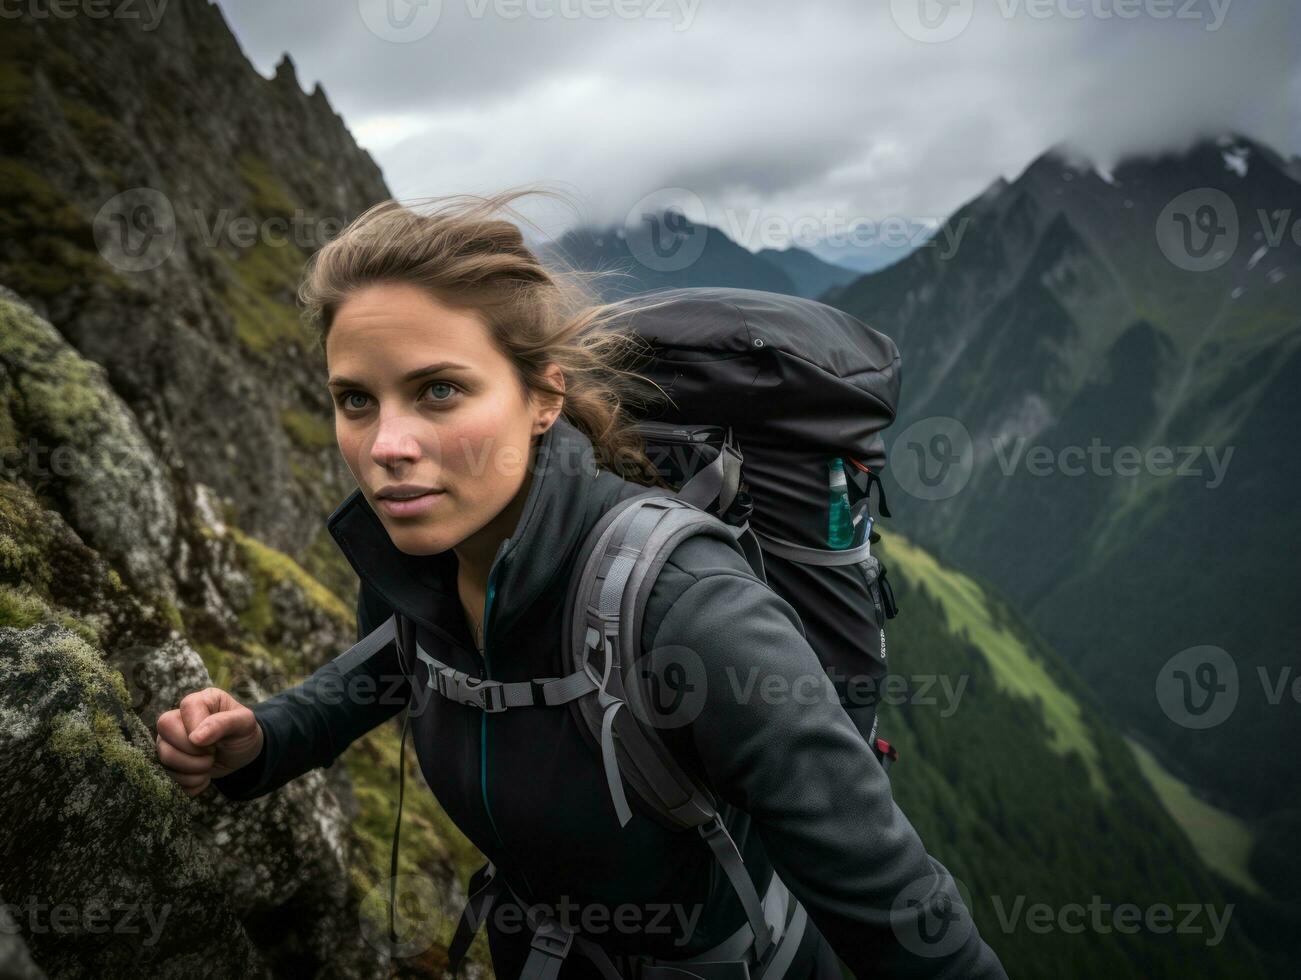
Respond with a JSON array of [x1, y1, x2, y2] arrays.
[[878, 531, 1107, 794], [1125, 736, 1262, 897]]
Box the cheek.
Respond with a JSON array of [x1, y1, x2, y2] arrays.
[[441, 413, 532, 493], [334, 420, 359, 476]]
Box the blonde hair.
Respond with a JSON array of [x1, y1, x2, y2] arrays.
[[298, 188, 675, 488]]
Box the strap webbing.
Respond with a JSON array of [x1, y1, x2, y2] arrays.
[[697, 814, 774, 960], [334, 614, 397, 674], [387, 706, 410, 948], [414, 643, 599, 712], [728, 521, 767, 583], [516, 903, 625, 980], [446, 860, 504, 974], [675, 429, 742, 516], [751, 528, 873, 566]]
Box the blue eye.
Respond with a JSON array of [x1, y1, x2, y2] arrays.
[[344, 392, 369, 410], [422, 381, 459, 403]]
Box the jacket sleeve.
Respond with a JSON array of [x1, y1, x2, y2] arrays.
[[641, 537, 1009, 979], [211, 581, 411, 801]]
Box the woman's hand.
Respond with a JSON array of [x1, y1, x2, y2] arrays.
[[155, 687, 265, 797]]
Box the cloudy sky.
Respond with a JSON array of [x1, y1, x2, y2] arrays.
[[213, 0, 1299, 251]]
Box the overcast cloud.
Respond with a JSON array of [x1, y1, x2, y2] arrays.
[[213, 0, 1299, 249]]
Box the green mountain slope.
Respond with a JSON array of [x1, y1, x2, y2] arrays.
[[873, 531, 1265, 979], [1125, 737, 1262, 898]]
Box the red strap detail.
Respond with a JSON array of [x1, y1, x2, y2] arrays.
[[875, 738, 898, 762], [848, 458, 874, 475]]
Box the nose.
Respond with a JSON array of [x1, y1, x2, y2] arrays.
[[367, 411, 426, 470]]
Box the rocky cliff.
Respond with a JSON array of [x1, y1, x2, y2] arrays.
[[0, 4, 487, 977]]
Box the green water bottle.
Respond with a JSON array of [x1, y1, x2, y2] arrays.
[[827, 457, 855, 549]]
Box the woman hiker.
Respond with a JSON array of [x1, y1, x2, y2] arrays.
[[154, 190, 1009, 980]]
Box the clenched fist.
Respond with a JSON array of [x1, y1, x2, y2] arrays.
[[155, 687, 264, 797]]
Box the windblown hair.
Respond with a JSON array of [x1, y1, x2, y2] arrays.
[[298, 188, 675, 488]]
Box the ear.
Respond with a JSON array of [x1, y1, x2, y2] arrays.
[[532, 363, 566, 435]]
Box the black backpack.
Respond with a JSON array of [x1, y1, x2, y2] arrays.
[[571, 284, 902, 770]]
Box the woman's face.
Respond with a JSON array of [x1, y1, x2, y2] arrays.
[[326, 282, 563, 558]]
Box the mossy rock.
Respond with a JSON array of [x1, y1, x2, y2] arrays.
[[0, 623, 264, 977], [0, 479, 173, 654], [0, 160, 130, 300], [218, 240, 315, 358], [0, 294, 178, 600], [281, 406, 335, 452]]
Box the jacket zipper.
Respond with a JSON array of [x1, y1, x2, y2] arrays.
[[479, 546, 542, 904], [480, 563, 504, 848]]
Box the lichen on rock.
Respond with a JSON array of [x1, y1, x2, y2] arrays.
[[0, 623, 265, 978]]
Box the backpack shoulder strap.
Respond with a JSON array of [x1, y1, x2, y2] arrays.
[[562, 491, 715, 828], [562, 489, 767, 826], [561, 489, 778, 960]]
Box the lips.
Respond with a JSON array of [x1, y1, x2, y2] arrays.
[[377, 483, 443, 499], [374, 485, 447, 517]]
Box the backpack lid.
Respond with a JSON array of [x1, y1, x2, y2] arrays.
[[614, 286, 901, 468]]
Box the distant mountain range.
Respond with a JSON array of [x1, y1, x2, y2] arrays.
[[536, 215, 861, 301], [826, 132, 1301, 962], [803, 216, 939, 276]]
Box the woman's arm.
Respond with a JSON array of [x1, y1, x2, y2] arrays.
[[640, 534, 1010, 979], [210, 581, 410, 801]]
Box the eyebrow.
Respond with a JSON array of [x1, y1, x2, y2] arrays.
[[326, 361, 472, 389]]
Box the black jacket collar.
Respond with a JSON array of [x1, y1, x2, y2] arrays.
[[326, 415, 608, 643]]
